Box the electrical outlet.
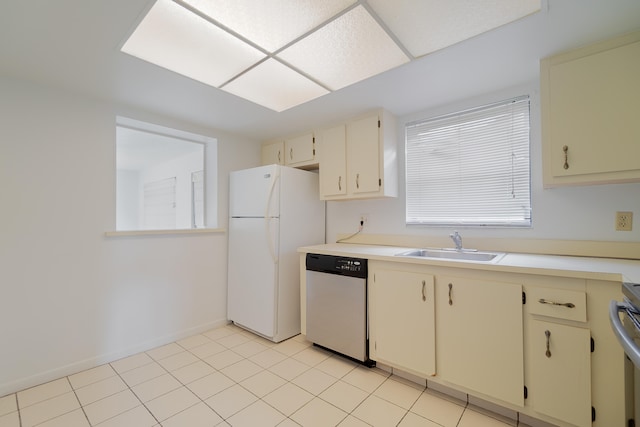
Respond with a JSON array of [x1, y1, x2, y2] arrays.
[[360, 214, 369, 226], [616, 211, 633, 231]]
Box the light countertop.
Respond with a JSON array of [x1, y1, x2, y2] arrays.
[[299, 243, 640, 284]]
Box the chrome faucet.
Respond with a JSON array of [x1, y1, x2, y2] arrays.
[[449, 231, 463, 251]]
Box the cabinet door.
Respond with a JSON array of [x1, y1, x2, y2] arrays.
[[370, 269, 435, 377], [285, 133, 315, 166], [346, 114, 381, 195], [436, 276, 524, 407], [542, 32, 640, 186], [262, 141, 284, 166], [319, 125, 347, 198], [529, 320, 592, 427]]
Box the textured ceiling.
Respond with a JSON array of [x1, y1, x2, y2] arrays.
[[1, 0, 639, 141]]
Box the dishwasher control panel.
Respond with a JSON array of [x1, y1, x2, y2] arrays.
[[306, 253, 367, 278], [336, 258, 364, 273]]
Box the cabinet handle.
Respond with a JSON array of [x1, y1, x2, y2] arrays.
[[290, 147, 293, 160], [538, 298, 575, 308], [562, 145, 569, 170], [338, 176, 342, 191], [448, 283, 453, 306], [356, 173, 360, 189], [278, 150, 281, 163], [421, 280, 426, 301], [545, 330, 552, 358]]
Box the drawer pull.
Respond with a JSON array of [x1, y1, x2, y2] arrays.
[[448, 283, 453, 306], [421, 280, 426, 301], [562, 145, 569, 170], [338, 176, 342, 191], [538, 298, 575, 308], [545, 330, 552, 358]]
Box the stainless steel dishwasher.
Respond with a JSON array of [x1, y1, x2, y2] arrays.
[[305, 253, 373, 366]]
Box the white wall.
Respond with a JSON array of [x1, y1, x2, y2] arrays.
[[326, 82, 640, 245], [0, 76, 260, 395], [116, 170, 139, 230]]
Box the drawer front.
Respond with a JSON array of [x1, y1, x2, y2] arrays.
[[528, 287, 587, 322]]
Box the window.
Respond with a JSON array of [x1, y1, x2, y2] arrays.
[[143, 177, 177, 229], [405, 96, 531, 227], [116, 117, 216, 231]]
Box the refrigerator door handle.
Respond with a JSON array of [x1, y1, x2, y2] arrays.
[[265, 168, 280, 264]]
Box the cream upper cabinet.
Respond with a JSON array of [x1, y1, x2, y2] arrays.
[[436, 275, 524, 407], [284, 133, 316, 167], [261, 140, 284, 166], [318, 124, 347, 197], [541, 30, 640, 187], [369, 266, 435, 378], [262, 133, 317, 169], [319, 110, 397, 200], [346, 114, 383, 196]]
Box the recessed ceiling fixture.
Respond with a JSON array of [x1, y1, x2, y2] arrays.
[[121, 0, 540, 112]]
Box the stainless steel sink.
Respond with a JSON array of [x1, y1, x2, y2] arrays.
[[394, 249, 504, 262]]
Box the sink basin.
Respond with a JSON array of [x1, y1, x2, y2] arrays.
[[395, 249, 504, 262]]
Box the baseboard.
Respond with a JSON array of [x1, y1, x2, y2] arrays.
[[0, 318, 228, 397]]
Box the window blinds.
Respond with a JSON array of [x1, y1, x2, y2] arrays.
[[405, 96, 531, 226]]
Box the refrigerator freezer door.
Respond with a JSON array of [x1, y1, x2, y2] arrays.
[[227, 216, 280, 338], [229, 164, 280, 218]]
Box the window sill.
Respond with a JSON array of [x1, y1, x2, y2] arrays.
[[104, 228, 225, 237]]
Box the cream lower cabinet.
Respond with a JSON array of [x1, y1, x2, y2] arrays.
[[326, 257, 626, 426], [369, 267, 435, 378], [436, 275, 524, 407], [529, 320, 592, 427], [525, 286, 593, 427]]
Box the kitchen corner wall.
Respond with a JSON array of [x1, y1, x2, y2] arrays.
[[326, 82, 640, 246], [0, 76, 260, 396]]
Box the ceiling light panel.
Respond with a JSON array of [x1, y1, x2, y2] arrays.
[[183, 0, 357, 53], [121, 0, 265, 88], [367, 0, 541, 58], [278, 5, 410, 91], [222, 59, 330, 112]]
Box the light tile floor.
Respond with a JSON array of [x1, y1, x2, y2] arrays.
[[0, 324, 531, 427]]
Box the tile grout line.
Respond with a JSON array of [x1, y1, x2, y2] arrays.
[[107, 356, 164, 427], [134, 335, 272, 424], [183, 332, 333, 425], [168, 334, 285, 424], [16, 378, 79, 427], [157, 342, 231, 424], [65, 376, 93, 427], [236, 344, 390, 426], [16, 393, 22, 427]]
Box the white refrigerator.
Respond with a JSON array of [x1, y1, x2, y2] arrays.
[[227, 164, 325, 342]]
